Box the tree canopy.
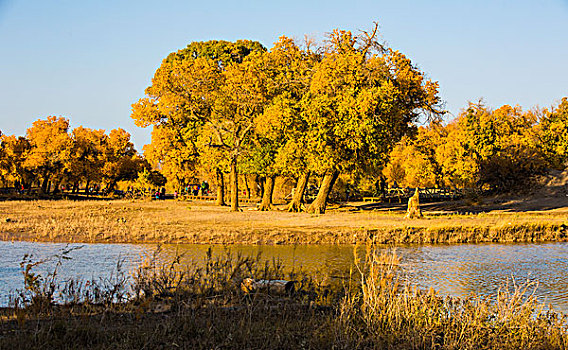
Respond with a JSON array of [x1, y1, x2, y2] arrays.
[[381, 100, 562, 193], [0, 117, 144, 194], [131, 25, 443, 212]]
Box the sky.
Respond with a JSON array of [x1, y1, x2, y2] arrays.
[[0, 0, 567, 150]]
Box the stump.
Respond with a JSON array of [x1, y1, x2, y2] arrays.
[[404, 188, 423, 219]]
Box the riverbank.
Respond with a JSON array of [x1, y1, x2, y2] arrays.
[[1, 248, 566, 349], [0, 199, 567, 245]]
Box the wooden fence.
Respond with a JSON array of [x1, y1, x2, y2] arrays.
[[363, 187, 463, 203], [183, 195, 260, 204]]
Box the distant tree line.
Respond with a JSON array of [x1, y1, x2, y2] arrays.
[[0, 116, 146, 194], [383, 98, 568, 192]]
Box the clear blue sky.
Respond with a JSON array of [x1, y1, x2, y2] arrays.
[[1, 0, 567, 150]]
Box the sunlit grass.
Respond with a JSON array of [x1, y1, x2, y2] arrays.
[[0, 199, 566, 244]]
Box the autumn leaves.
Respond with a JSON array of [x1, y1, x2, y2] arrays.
[[0, 117, 143, 194], [383, 100, 568, 192], [131, 27, 442, 212], [3, 25, 564, 211]]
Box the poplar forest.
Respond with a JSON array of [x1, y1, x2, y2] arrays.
[[1, 24, 568, 349]]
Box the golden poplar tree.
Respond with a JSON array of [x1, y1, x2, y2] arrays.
[[131, 40, 265, 210], [24, 116, 72, 193], [302, 27, 442, 213]]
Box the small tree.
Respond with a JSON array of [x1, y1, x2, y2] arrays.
[[0, 134, 32, 189], [101, 128, 143, 190], [135, 168, 166, 194], [67, 126, 107, 193]]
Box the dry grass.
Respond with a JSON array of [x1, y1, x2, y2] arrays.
[[0, 199, 567, 244], [1, 246, 566, 349]]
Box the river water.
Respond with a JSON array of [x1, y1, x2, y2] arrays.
[[1, 241, 568, 312]]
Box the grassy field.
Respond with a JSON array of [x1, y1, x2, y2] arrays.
[[0, 199, 567, 244]]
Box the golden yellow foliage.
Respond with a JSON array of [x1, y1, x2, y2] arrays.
[[24, 116, 72, 192]]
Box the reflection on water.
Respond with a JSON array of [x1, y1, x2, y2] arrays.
[[400, 243, 568, 310], [0, 241, 148, 307], [1, 241, 567, 312]]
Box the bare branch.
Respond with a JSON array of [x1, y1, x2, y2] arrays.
[[359, 21, 385, 56]]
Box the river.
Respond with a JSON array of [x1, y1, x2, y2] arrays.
[[1, 241, 568, 312]]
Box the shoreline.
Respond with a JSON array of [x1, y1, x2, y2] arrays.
[[1, 245, 566, 349], [1, 199, 567, 245], [1, 223, 566, 246]]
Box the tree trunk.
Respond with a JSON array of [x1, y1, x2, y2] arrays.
[[404, 188, 423, 219], [244, 175, 251, 199], [306, 171, 339, 214], [258, 175, 275, 211], [258, 176, 265, 199], [252, 175, 262, 198], [52, 179, 61, 194], [84, 180, 90, 195], [230, 159, 239, 212], [40, 175, 49, 194], [215, 168, 226, 206], [287, 172, 310, 212]]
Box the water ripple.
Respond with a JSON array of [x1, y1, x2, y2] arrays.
[[1, 241, 568, 312]]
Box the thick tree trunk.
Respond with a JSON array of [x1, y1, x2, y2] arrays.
[[287, 172, 310, 212], [306, 171, 339, 214], [84, 180, 90, 195], [230, 159, 239, 212], [258, 175, 275, 211], [215, 168, 226, 206]]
